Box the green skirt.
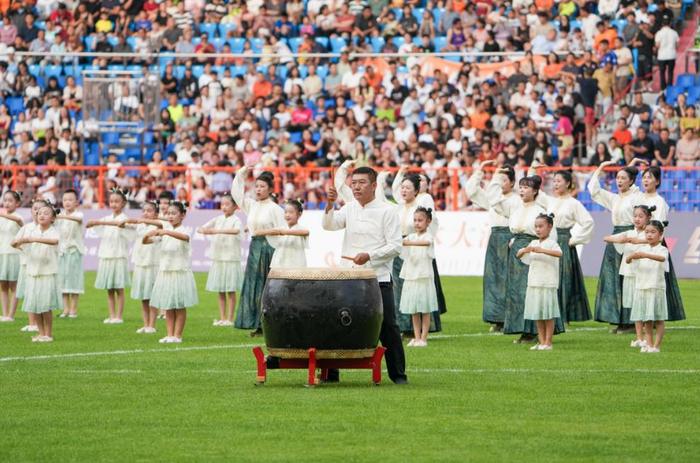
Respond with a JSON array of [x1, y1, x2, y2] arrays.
[[482, 226, 511, 324], [594, 225, 633, 325], [556, 228, 591, 323], [393, 256, 442, 334], [663, 238, 686, 321], [235, 237, 274, 330], [504, 233, 565, 336]]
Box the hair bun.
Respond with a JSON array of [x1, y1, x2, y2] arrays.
[[648, 205, 657, 212]]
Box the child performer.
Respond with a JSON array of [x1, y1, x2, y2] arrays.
[[56, 189, 85, 318], [267, 199, 309, 268], [86, 188, 135, 324], [15, 199, 49, 332], [0, 191, 23, 322], [462, 161, 518, 333], [604, 205, 653, 347], [11, 203, 60, 342], [637, 165, 685, 322], [198, 194, 243, 327], [230, 166, 285, 335], [518, 213, 562, 351], [588, 160, 642, 332], [627, 221, 669, 353], [146, 201, 198, 344], [126, 201, 163, 334], [155, 191, 174, 320], [400, 207, 439, 347]]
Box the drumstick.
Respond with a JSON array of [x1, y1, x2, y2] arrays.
[[341, 255, 355, 261]]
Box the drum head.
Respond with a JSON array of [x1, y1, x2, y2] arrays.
[[267, 267, 377, 280]]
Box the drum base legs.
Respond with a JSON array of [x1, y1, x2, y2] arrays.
[[251, 346, 387, 386]]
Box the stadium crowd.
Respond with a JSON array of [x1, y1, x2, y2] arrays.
[[0, 0, 698, 210]]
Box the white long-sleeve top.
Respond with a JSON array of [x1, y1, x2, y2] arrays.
[[521, 237, 561, 289], [201, 214, 242, 262], [56, 211, 85, 255], [132, 223, 160, 267], [231, 167, 285, 245], [462, 169, 518, 228], [614, 229, 646, 277], [392, 171, 439, 234], [635, 192, 670, 223], [0, 214, 22, 255], [322, 197, 402, 282], [23, 225, 60, 277], [95, 212, 136, 259], [270, 223, 308, 268], [14, 222, 36, 265], [635, 243, 668, 290], [587, 171, 641, 227], [158, 224, 192, 272], [399, 232, 435, 280], [488, 174, 545, 235], [536, 191, 594, 246]]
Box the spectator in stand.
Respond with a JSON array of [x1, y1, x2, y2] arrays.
[[654, 17, 679, 91]]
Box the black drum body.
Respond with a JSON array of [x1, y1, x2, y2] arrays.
[[262, 268, 383, 351]]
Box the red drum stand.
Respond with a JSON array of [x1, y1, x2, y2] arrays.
[[252, 346, 387, 386]]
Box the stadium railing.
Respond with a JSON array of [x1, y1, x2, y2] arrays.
[[3, 165, 699, 212]]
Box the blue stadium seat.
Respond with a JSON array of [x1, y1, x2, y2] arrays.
[[288, 37, 303, 53], [256, 64, 268, 75], [434, 36, 448, 51], [315, 37, 329, 50], [687, 86, 700, 105], [330, 37, 346, 53], [107, 35, 119, 47], [290, 132, 303, 144], [211, 37, 226, 52], [413, 8, 425, 23], [316, 65, 328, 79], [229, 38, 246, 53], [570, 19, 582, 30], [665, 85, 683, 104], [219, 23, 236, 38], [392, 36, 405, 49], [298, 65, 308, 78], [199, 23, 219, 39], [276, 65, 288, 80], [233, 65, 247, 76], [84, 35, 96, 51], [371, 37, 385, 53], [676, 202, 693, 212], [192, 65, 204, 78], [676, 73, 696, 89], [35, 20, 46, 30], [29, 64, 41, 77], [250, 38, 264, 53], [392, 8, 403, 20], [126, 36, 137, 50], [6, 96, 25, 116], [45, 65, 62, 78]]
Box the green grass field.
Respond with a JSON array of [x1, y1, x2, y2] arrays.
[[1, 274, 698, 462]]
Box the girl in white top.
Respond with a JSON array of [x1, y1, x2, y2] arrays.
[[400, 207, 439, 347], [231, 167, 285, 334], [265, 199, 309, 269], [145, 201, 198, 344], [0, 190, 23, 322], [11, 204, 60, 343], [626, 221, 669, 353], [604, 205, 653, 348], [56, 189, 85, 319], [517, 213, 562, 351], [532, 167, 594, 324], [86, 188, 136, 324], [462, 161, 519, 332], [636, 165, 685, 322], [587, 160, 642, 330], [126, 201, 163, 334], [198, 194, 243, 327]]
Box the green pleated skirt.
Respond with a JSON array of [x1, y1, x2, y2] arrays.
[[662, 238, 686, 321], [556, 228, 592, 323], [234, 237, 275, 330], [483, 226, 511, 324], [504, 233, 565, 336], [594, 225, 634, 325], [392, 256, 442, 334]]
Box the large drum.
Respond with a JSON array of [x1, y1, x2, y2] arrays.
[[261, 267, 383, 358]]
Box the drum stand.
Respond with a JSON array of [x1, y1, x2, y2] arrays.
[[252, 346, 387, 386]]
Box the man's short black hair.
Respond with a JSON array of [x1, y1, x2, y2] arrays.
[[352, 166, 377, 183]]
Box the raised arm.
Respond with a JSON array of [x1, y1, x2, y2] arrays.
[[279, 228, 310, 237], [587, 161, 616, 211], [56, 214, 82, 224], [126, 218, 164, 228], [334, 160, 355, 204], [322, 186, 347, 231], [463, 161, 493, 210], [231, 166, 252, 213], [375, 171, 389, 202], [391, 167, 406, 204], [486, 170, 513, 218], [161, 229, 190, 242]]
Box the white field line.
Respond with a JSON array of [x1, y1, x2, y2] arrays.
[[0, 326, 698, 364], [0, 343, 258, 363]]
